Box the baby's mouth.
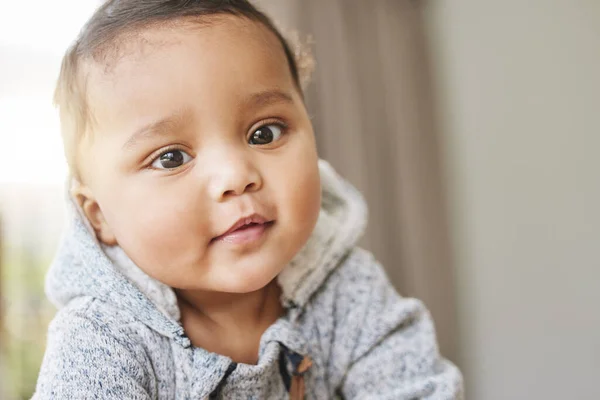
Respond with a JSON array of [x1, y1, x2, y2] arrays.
[[212, 214, 275, 245]]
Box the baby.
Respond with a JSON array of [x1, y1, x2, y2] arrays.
[[34, 1, 463, 398]]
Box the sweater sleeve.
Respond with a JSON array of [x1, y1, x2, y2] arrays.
[[335, 251, 464, 399], [33, 303, 153, 400]]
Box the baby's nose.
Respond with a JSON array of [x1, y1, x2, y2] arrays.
[[207, 155, 262, 201]]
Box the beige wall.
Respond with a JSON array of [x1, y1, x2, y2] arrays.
[[424, 1, 600, 399]]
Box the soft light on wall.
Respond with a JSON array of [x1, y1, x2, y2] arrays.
[[0, 1, 101, 184]]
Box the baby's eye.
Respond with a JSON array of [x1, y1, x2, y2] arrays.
[[248, 124, 284, 145], [151, 149, 193, 169]]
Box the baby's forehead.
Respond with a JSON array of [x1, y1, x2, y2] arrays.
[[87, 15, 285, 80], [80, 16, 299, 144]]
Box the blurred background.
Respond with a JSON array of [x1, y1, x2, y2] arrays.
[[0, 0, 598, 399]]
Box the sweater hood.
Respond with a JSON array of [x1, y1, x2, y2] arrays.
[[45, 160, 367, 343]]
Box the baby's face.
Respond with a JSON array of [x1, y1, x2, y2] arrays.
[[78, 16, 321, 293]]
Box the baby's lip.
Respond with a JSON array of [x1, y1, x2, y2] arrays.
[[214, 213, 273, 240]]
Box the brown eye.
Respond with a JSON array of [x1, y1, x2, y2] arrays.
[[151, 150, 192, 169], [248, 124, 284, 145]]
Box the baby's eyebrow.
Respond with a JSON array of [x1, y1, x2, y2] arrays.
[[123, 109, 191, 150], [122, 90, 293, 150], [243, 89, 294, 109]]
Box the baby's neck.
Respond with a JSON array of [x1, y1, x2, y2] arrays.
[[175, 280, 284, 364]]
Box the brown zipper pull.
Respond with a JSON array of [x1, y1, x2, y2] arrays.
[[289, 356, 313, 400]]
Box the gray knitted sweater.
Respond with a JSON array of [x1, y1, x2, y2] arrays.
[[34, 161, 463, 399]]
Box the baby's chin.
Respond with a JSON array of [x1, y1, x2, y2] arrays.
[[216, 275, 279, 295], [147, 253, 285, 294], [205, 259, 286, 294]]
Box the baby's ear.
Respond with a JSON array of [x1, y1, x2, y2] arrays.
[[71, 185, 118, 246]]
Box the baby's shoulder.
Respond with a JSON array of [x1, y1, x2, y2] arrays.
[[308, 246, 424, 325], [323, 247, 393, 291], [36, 297, 170, 399], [52, 296, 139, 331], [48, 296, 165, 356], [306, 247, 386, 311]]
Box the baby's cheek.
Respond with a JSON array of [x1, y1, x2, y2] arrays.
[[281, 160, 321, 240], [112, 196, 210, 282]]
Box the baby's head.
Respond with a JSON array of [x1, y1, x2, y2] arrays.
[[56, 0, 321, 293]]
